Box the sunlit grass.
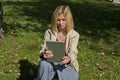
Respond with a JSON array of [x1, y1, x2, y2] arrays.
[[0, 0, 120, 80], [0, 31, 42, 80]]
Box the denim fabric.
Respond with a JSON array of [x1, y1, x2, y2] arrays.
[[34, 60, 78, 80]]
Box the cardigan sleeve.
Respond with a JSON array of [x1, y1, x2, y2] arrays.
[[67, 32, 79, 64], [39, 29, 51, 57]]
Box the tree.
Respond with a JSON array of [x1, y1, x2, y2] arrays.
[[113, 0, 120, 3], [0, 3, 4, 39], [108, 0, 120, 3]]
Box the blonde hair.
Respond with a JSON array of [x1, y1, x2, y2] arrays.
[[51, 5, 74, 33]]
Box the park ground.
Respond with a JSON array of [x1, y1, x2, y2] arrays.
[[0, 0, 120, 80]]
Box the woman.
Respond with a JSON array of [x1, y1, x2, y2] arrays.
[[35, 5, 79, 80]]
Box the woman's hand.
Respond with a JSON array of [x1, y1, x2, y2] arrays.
[[43, 48, 53, 59], [59, 56, 71, 65]]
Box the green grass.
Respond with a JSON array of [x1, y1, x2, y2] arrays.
[[0, 31, 42, 79], [0, 0, 120, 80]]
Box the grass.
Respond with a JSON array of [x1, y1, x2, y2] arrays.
[[0, 0, 120, 80]]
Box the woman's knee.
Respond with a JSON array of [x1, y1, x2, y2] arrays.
[[40, 60, 53, 69]]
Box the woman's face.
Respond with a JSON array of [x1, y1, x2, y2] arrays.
[[57, 14, 66, 31]]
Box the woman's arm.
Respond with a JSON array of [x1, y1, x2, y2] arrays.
[[39, 29, 51, 58], [60, 32, 80, 65], [67, 33, 79, 64]]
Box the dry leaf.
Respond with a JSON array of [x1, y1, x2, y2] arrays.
[[0, 71, 4, 76], [84, 63, 89, 67], [97, 63, 110, 71], [12, 60, 19, 65], [4, 70, 13, 73], [16, 73, 20, 76]]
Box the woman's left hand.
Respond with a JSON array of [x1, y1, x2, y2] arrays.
[[59, 56, 71, 65]]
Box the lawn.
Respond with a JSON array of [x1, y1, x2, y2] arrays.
[[0, 0, 120, 80]]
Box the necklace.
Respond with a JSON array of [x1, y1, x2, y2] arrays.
[[57, 32, 66, 42]]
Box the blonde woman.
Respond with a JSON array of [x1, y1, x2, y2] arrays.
[[35, 5, 79, 80]]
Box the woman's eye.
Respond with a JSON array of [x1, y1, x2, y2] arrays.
[[57, 18, 66, 21], [62, 19, 66, 21], [57, 19, 60, 21]]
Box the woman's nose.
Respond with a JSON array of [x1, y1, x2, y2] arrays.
[[59, 20, 63, 24]]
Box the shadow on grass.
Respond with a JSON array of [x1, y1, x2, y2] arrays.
[[2, 0, 120, 56], [2, 0, 120, 35], [17, 59, 38, 80]]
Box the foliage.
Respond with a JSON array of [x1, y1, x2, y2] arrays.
[[0, 0, 120, 80]]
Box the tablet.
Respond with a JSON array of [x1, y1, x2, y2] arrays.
[[46, 40, 65, 62]]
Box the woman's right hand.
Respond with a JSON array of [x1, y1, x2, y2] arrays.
[[43, 48, 53, 59]]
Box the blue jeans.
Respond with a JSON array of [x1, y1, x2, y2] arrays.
[[35, 60, 78, 80]]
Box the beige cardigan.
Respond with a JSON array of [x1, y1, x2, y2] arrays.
[[39, 29, 80, 72]]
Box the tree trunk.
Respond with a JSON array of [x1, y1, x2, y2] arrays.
[[0, 3, 4, 39], [113, 0, 120, 3]]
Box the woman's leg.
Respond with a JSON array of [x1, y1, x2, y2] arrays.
[[55, 65, 78, 80], [36, 60, 56, 80]]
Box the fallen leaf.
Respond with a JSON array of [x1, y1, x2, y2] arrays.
[[84, 63, 89, 67], [0, 71, 4, 76], [16, 73, 20, 76], [12, 60, 19, 65], [4, 70, 13, 73], [97, 63, 110, 71], [100, 52, 105, 56]]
